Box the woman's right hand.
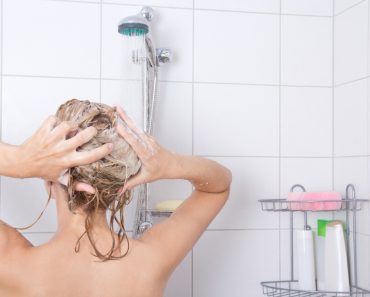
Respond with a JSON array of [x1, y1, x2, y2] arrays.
[[115, 106, 180, 193]]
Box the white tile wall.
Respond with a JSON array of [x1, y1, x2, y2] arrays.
[[1, 0, 370, 295], [102, 0, 193, 8], [333, 0, 370, 290], [193, 230, 279, 297], [334, 79, 368, 156], [3, 0, 101, 78], [195, 0, 280, 14], [281, 15, 332, 86], [208, 157, 279, 230], [194, 83, 279, 156], [335, 0, 365, 15], [194, 10, 279, 84], [334, 0, 368, 85], [282, 0, 333, 16], [281, 87, 332, 157]]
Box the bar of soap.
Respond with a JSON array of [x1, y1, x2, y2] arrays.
[[154, 200, 184, 212]]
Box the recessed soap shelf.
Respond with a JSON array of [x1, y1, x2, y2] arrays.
[[144, 209, 173, 218], [258, 184, 370, 297]]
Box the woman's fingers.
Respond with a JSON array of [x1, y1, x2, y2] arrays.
[[116, 106, 147, 138], [38, 115, 57, 135], [64, 126, 97, 149], [67, 143, 113, 167], [116, 123, 148, 159], [120, 173, 145, 194], [49, 120, 78, 143]]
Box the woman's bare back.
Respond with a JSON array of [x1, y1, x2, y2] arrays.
[[0, 230, 167, 297]]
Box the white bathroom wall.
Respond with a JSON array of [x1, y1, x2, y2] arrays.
[[1, 0, 368, 296], [334, 0, 370, 289]]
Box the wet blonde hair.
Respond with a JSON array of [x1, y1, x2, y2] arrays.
[[56, 99, 141, 261]]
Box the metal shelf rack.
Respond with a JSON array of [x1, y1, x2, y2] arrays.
[[258, 184, 370, 297]]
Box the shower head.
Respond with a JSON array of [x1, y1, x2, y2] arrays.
[[118, 15, 149, 36], [118, 7, 154, 36]]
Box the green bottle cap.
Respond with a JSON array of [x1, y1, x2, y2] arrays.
[[317, 219, 331, 237]]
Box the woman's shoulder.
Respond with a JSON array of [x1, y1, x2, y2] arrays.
[[0, 220, 33, 253]]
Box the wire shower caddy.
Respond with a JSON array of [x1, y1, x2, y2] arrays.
[[258, 184, 370, 297]]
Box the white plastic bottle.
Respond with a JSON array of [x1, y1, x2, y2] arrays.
[[324, 221, 350, 293], [297, 228, 316, 291]]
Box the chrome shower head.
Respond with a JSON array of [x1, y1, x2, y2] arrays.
[[118, 7, 154, 36]]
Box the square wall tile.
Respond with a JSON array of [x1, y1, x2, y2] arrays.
[[335, 0, 364, 15], [164, 252, 192, 297], [194, 10, 279, 84], [334, 79, 368, 156], [101, 80, 193, 155], [1, 76, 100, 145], [151, 82, 192, 155], [3, 0, 100, 78], [102, 0, 192, 8], [282, 0, 333, 16], [194, 84, 279, 156], [195, 0, 280, 13], [281, 16, 332, 86], [207, 157, 279, 230], [102, 4, 192, 81], [193, 230, 279, 297], [334, 0, 368, 85], [281, 87, 332, 157], [334, 157, 369, 234], [1, 177, 57, 232], [280, 157, 334, 229]]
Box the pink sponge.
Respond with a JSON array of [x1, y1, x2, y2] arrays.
[[287, 192, 342, 211]]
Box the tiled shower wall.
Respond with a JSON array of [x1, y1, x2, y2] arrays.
[[333, 0, 370, 290], [0, 0, 368, 296]]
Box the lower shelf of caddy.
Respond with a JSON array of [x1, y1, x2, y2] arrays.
[[261, 280, 370, 296]]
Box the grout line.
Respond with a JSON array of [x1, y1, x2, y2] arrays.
[[193, 7, 332, 18], [2, 73, 101, 80], [333, 155, 370, 158], [278, 0, 282, 282], [332, 0, 335, 193], [334, 76, 369, 88], [99, 0, 102, 103], [191, 1, 195, 296], [198, 155, 333, 158], [334, 0, 367, 17], [51, 0, 334, 18], [48, 0, 100, 4], [367, 0, 370, 237], [1, 73, 336, 88]]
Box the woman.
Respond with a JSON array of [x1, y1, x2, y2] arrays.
[[0, 99, 232, 297]]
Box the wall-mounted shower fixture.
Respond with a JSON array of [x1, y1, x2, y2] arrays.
[[118, 7, 171, 238]]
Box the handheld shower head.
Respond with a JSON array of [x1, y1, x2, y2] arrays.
[[118, 7, 154, 36], [118, 14, 149, 36]]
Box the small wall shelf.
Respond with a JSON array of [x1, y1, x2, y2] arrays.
[[258, 184, 370, 297], [261, 280, 370, 296]]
